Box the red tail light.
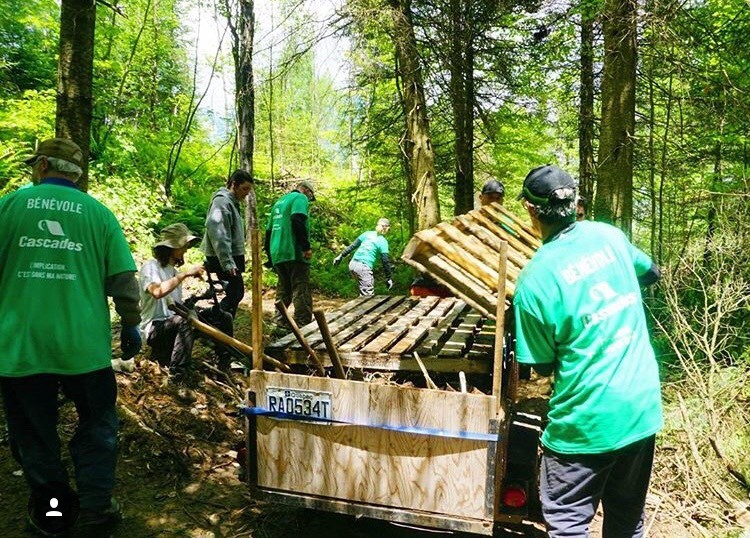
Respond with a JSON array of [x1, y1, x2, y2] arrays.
[[501, 485, 528, 508]]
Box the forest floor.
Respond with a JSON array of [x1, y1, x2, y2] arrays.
[[0, 292, 696, 538]]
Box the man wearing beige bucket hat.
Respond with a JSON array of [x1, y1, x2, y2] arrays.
[[139, 223, 205, 382]]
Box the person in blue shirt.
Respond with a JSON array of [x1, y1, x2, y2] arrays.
[[333, 218, 393, 296]]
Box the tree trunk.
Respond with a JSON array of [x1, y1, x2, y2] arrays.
[[594, 0, 637, 236], [450, 0, 475, 216], [388, 0, 440, 231], [578, 3, 596, 209], [56, 0, 96, 192], [228, 0, 257, 228]]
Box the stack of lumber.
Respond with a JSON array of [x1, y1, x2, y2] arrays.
[[401, 203, 540, 319]]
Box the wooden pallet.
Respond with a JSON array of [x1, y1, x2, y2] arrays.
[[266, 295, 499, 373], [401, 203, 540, 319]]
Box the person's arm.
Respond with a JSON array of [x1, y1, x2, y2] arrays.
[[291, 213, 311, 252], [106, 271, 141, 327], [638, 262, 661, 287], [146, 265, 205, 299], [333, 238, 362, 265], [263, 228, 273, 267], [380, 253, 392, 279], [205, 200, 237, 272], [513, 294, 556, 377]]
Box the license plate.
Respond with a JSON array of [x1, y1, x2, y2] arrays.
[[266, 387, 333, 420]]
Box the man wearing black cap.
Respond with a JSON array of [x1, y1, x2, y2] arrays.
[[513, 165, 662, 537], [479, 178, 505, 207], [0, 138, 141, 536]]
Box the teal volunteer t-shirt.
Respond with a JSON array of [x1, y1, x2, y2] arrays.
[[266, 191, 310, 265], [514, 220, 663, 454], [0, 181, 136, 376], [351, 231, 389, 269]]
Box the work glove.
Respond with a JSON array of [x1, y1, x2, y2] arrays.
[[120, 325, 142, 360], [332, 255, 343, 267], [386, 278, 394, 290]]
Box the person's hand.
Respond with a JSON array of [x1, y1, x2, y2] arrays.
[[227, 267, 239, 276], [303, 250, 313, 260], [120, 326, 142, 360], [333, 255, 342, 266], [185, 264, 205, 278], [386, 278, 394, 290]]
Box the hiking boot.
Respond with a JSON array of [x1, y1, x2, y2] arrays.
[[78, 498, 122, 538]]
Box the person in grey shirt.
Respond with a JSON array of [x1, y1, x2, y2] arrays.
[[201, 170, 253, 319]]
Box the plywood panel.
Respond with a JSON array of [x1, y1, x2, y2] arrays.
[[249, 371, 498, 520]]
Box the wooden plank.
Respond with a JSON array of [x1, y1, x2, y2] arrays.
[[388, 298, 458, 357], [470, 211, 537, 259], [359, 296, 441, 355], [266, 295, 375, 351], [435, 223, 521, 282], [419, 229, 500, 291], [288, 295, 394, 350], [338, 298, 418, 352], [480, 204, 541, 249], [454, 216, 528, 274], [323, 296, 407, 350], [416, 300, 470, 355], [439, 313, 483, 357], [251, 229, 264, 370], [275, 350, 494, 374], [249, 371, 498, 520]]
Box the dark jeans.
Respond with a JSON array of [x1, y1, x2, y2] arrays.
[[541, 435, 656, 538], [147, 315, 195, 375], [205, 255, 245, 319], [275, 261, 312, 326], [0, 368, 118, 511]]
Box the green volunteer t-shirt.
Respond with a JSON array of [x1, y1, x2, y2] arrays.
[[266, 191, 310, 265], [351, 230, 389, 269], [0, 181, 136, 376], [514, 220, 662, 454]]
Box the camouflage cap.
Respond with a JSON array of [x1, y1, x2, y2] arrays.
[[24, 138, 84, 168], [297, 180, 316, 201]]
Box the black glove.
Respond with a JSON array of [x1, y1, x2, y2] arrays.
[[333, 254, 343, 267], [120, 326, 142, 360]]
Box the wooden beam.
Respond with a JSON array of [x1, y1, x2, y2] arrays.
[[491, 242, 508, 419], [275, 300, 326, 376], [313, 310, 346, 379], [251, 228, 264, 371]]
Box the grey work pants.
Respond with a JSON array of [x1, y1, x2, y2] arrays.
[[541, 435, 656, 538], [348, 260, 375, 296], [275, 261, 312, 327]]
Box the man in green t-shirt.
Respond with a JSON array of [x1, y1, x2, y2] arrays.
[[514, 165, 662, 538], [264, 180, 316, 326], [333, 218, 393, 296], [0, 138, 141, 536]]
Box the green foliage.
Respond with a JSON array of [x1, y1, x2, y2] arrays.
[[0, 0, 58, 94]]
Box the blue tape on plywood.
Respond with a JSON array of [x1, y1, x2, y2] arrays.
[[241, 406, 499, 442]]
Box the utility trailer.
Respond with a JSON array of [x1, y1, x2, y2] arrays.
[[241, 205, 545, 535]]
